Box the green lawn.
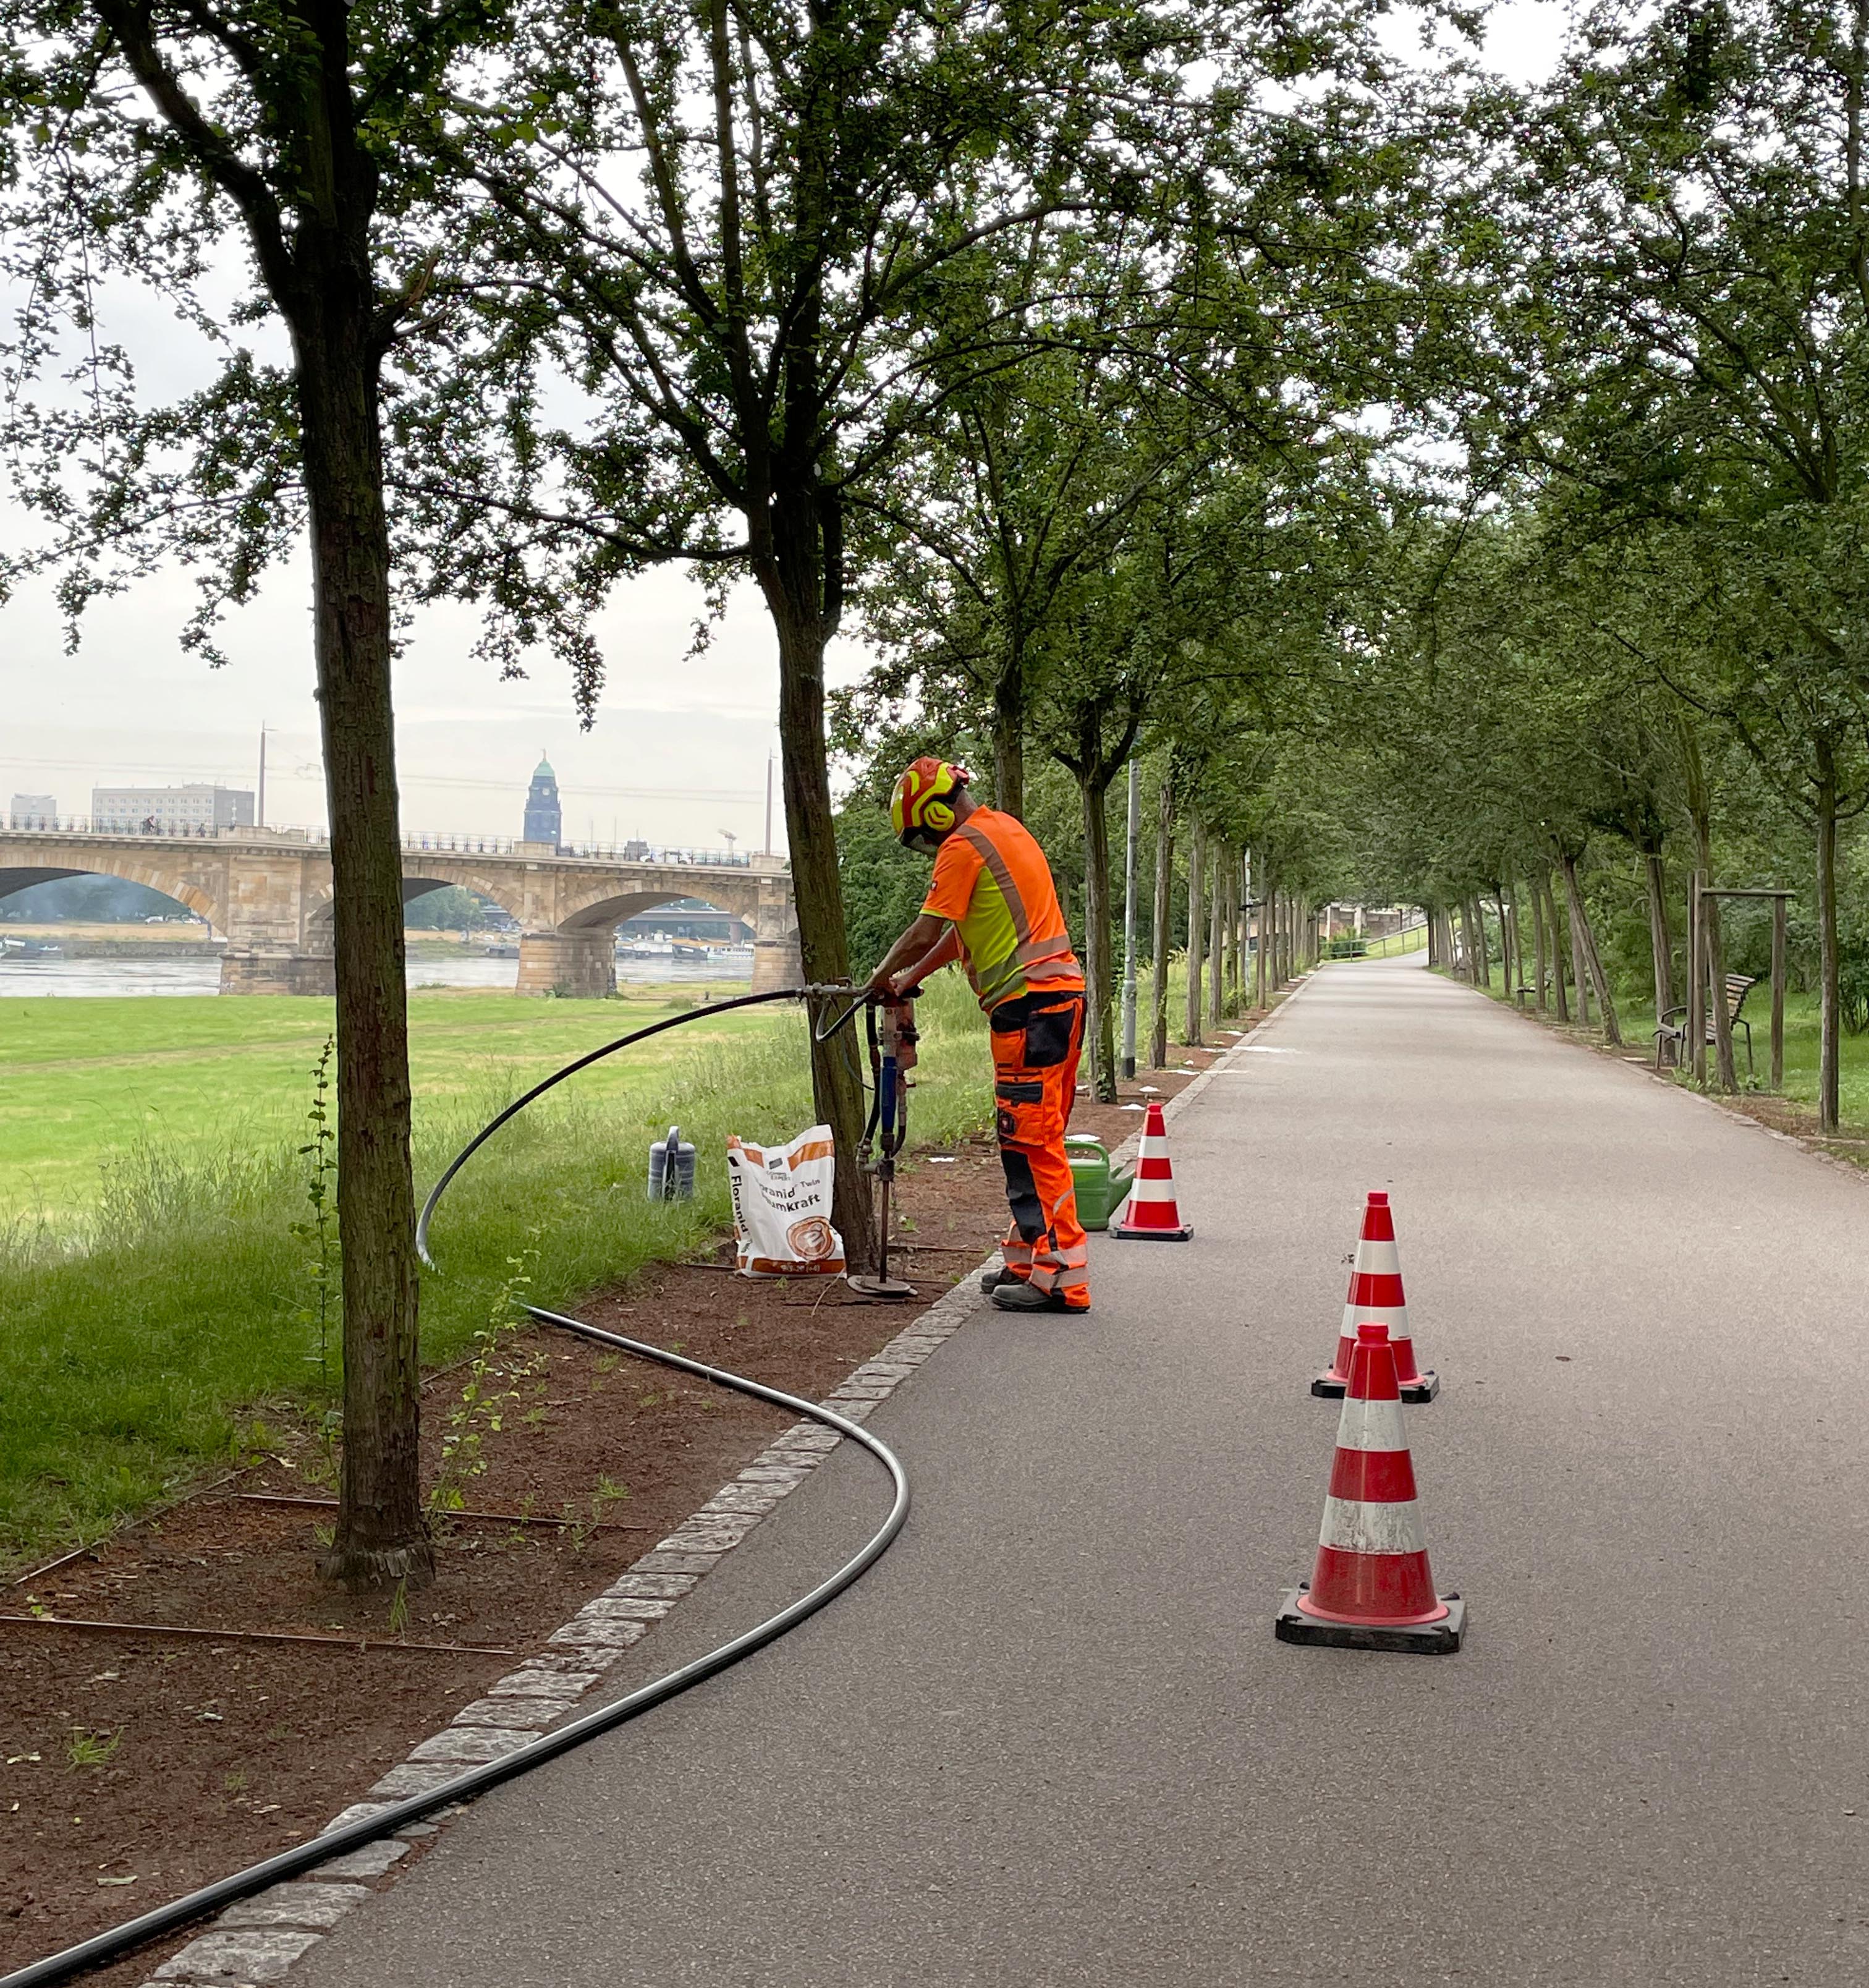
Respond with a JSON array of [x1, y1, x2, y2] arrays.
[[0, 979, 995, 1566], [1362, 922, 1430, 960], [0, 986, 818, 1226]]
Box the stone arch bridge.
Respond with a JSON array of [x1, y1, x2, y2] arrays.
[[0, 826, 800, 995]]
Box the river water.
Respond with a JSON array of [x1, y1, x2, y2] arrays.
[[0, 949, 755, 998]]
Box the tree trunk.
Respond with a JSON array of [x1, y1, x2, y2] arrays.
[[1216, 851, 1232, 1009], [1207, 843, 1224, 1031], [1184, 819, 1205, 1047], [1560, 852, 1621, 1045], [1150, 768, 1174, 1068], [1496, 885, 1514, 998], [1530, 880, 1547, 1013], [1082, 769, 1118, 1103], [1817, 765, 1841, 1131], [1643, 851, 1674, 1024], [991, 661, 1025, 820], [1706, 886, 1737, 1091], [1562, 869, 1591, 1025], [1253, 864, 1267, 1008], [1542, 872, 1571, 1023], [1689, 812, 1737, 1092], [1471, 896, 1489, 989], [299, 299, 433, 1592], [768, 599, 872, 1271]]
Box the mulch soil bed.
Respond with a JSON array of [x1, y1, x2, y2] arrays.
[[0, 1034, 1243, 1981]]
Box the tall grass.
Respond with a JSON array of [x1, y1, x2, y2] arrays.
[[0, 980, 993, 1566]]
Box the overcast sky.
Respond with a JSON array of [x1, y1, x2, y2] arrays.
[[0, 4, 1565, 856]]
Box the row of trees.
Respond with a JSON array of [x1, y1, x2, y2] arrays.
[[9, 0, 1864, 1581], [4, 0, 1435, 1586]]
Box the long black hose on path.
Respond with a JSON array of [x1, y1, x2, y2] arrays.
[[4, 986, 909, 1988]]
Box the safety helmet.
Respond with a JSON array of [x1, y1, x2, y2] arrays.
[[890, 757, 970, 849]]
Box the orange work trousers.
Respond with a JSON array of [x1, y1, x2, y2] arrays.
[[988, 990, 1090, 1309]]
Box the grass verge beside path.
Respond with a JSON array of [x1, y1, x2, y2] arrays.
[[1454, 961, 1869, 1139], [0, 979, 995, 1568]]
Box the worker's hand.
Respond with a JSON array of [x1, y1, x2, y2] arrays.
[[862, 966, 896, 1000]]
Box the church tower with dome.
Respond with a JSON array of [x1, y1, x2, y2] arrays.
[[523, 752, 562, 847]]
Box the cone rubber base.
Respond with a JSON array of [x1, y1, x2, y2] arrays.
[[1107, 1217, 1193, 1241], [1312, 1366, 1438, 1404], [1274, 1584, 1465, 1655], [846, 1275, 918, 1301]]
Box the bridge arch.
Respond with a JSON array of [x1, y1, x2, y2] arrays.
[[0, 858, 225, 933], [391, 862, 532, 930], [555, 888, 753, 933]]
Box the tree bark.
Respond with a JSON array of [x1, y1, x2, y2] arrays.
[[1495, 885, 1514, 998], [1560, 852, 1621, 1045], [767, 593, 872, 1270], [1221, 857, 1234, 1011], [1689, 810, 1737, 1092], [1253, 863, 1267, 1008], [1082, 769, 1118, 1103], [1150, 768, 1174, 1068], [1184, 819, 1205, 1047], [1562, 869, 1591, 1024], [1530, 880, 1547, 1012], [991, 669, 1025, 821], [1817, 762, 1842, 1131], [1206, 842, 1224, 1031], [300, 289, 433, 1592], [1643, 851, 1674, 1024], [1470, 896, 1489, 989], [1542, 872, 1572, 1023]]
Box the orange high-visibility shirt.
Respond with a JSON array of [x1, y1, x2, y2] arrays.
[[921, 807, 1083, 1012]]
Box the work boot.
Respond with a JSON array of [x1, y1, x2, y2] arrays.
[[990, 1280, 1084, 1315], [980, 1267, 1011, 1294]]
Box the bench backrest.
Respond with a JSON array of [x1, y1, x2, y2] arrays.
[[1708, 973, 1758, 1022]]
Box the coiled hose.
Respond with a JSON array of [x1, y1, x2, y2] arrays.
[[4, 985, 909, 1988]]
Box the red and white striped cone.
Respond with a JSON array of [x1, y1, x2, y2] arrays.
[[1107, 1101, 1193, 1241], [1311, 1191, 1438, 1403], [1276, 1322, 1464, 1654]]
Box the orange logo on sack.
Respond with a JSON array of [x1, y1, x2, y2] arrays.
[[786, 1217, 836, 1261]]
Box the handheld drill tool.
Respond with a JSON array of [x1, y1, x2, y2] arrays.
[[847, 987, 920, 1301]]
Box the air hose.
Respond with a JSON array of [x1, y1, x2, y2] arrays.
[[4, 984, 910, 1988]]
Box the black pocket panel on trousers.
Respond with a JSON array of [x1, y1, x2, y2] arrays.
[[1024, 1001, 1079, 1067], [995, 1080, 1044, 1103]]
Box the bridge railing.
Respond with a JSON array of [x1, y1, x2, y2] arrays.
[[1, 818, 765, 869]]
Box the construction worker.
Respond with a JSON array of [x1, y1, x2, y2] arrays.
[[865, 757, 1090, 1314]]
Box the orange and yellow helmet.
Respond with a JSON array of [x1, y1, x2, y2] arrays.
[[889, 757, 970, 848]]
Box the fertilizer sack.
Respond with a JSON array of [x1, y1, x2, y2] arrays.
[[727, 1124, 846, 1278]]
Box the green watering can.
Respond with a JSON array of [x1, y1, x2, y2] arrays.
[[1066, 1133, 1135, 1233]]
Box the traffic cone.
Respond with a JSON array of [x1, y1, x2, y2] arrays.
[[1311, 1191, 1438, 1403], [1107, 1102, 1193, 1241], [1276, 1322, 1465, 1654]]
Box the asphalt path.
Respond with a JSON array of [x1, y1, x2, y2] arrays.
[[297, 955, 1869, 1986]]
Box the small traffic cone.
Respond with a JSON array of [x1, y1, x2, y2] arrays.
[[1107, 1102, 1193, 1241], [1311, 1191, 1438, 1403], [1276, 1322, 1464, 1654]]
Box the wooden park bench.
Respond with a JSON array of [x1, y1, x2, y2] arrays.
[[1655, 973, 1759, 1075]]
